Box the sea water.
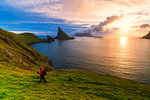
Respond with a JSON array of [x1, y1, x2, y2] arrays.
[[31, 37, 150, 84]]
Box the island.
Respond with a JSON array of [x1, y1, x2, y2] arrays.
[[73, 32, 103, 38], [74, 32, 93, 37], [0, 28, 150, 99]]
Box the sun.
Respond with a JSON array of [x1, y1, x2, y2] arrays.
[[120, 36, 127, 45]]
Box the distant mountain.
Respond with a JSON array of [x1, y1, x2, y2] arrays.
[[55, 27, 74, 40], [143, 31, 150, 39], [74, 33, 93, 37]]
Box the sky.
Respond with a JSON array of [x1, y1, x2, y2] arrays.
[[0, 0, 150, 37]]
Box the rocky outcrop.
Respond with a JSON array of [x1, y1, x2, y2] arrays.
[[55, 27, 74, 40], [47, 35, 55, 42], [74, 33, 92, 37], [143, 31, 150, 39]]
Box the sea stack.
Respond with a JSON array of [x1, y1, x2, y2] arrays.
[[143, 31, 150, 39], [55, 27, 74, 40]]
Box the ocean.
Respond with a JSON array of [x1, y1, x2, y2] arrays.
[[31, 37, 150, 84]]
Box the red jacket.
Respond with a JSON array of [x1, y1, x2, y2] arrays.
[[39, 66, 44, 76]]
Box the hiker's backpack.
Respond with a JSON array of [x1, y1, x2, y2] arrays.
[[42, 69, 46, 75]]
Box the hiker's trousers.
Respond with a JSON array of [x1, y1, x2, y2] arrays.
[[40, 75, 46, 82]]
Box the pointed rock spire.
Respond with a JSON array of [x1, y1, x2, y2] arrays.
[[55, 27, 73, 40]]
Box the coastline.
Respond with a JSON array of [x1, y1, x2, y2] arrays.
[[27, 39, 55, 70], [1, 28, 150, 99], [28, 40, 49, 46]]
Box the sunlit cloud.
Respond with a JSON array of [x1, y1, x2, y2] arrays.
[[76, 14, 123, 36]]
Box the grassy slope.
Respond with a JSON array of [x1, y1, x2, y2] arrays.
[[0, 28, 150, 99], [1, 66, 150, 100], [16, 33, 48, 45], [0, 28, 53, 70]]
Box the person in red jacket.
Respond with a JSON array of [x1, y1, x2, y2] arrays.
[[37, 66, 46, 83]]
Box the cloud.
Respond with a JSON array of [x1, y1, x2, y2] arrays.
[[92, 14, 123, 32], [131, 23, 150, 29], [130, 23, 150, 37], [140, 24, 150, 28], [2, 0, 150, 36], [4, 0, 150, 25], [79, 14, 123, 34], [91, 27, 121, 36]]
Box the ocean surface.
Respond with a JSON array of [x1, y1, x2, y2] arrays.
[[31, 37, 150, 84]]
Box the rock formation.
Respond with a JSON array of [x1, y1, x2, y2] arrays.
[[143, 31, 150, 39], [55, 27, 74, 40], [47, 35, 55, 42]]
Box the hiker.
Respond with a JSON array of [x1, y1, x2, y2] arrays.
[[37, 66, 46, 83]]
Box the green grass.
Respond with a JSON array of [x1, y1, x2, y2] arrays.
[[16, 33, 48, 45], [0, 64, 150, 100], [0, 28, 150, 99]]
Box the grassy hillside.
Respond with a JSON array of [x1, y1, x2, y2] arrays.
[[0, 28, 150, 99], [16, 32, 48, 45], [0, 28, 53, 71], [0, 66, 150, 99]]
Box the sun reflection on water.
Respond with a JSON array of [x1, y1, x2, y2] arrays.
[[120, 36, 128, 45]]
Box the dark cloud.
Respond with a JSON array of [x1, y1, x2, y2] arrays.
[[140, 24, 150, 28]]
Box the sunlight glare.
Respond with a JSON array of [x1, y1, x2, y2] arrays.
[[120, 36, 127, 45]]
